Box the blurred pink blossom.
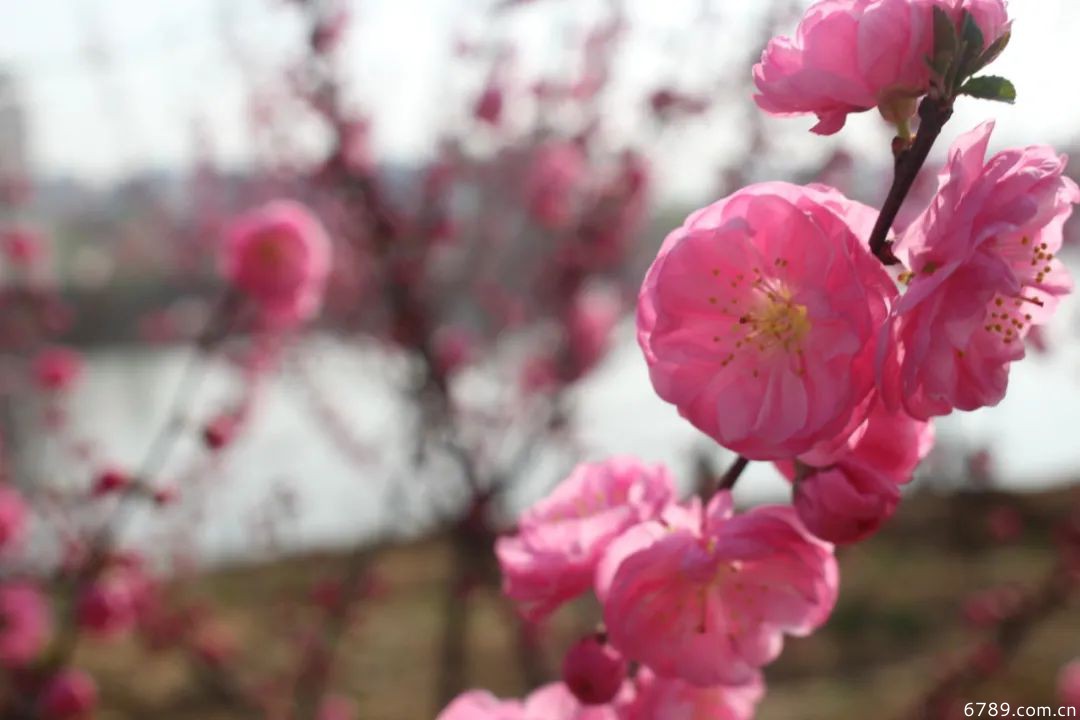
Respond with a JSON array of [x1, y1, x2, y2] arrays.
[[222, 200, 332, 328], [0, 583, 50, 667]]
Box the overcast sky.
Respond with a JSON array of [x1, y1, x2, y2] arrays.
[[3, 0, 1080, 201]]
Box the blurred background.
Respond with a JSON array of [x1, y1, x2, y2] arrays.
[[2, 0, 1080, 718]]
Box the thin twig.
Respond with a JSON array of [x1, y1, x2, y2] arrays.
[[867, 97, 954, 264], [717, 455, 751, 493]]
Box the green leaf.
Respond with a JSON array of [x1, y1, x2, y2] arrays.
[[931, 6, 959, 72], [956, 11, 989, 78], [960, 75, 1017, 103], [971, 30, 1011, 74], [960, 11, 986, 56]]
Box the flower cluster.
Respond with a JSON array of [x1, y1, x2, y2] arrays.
[[444, 0, 1080, 716], [456, 458, 836, 717]]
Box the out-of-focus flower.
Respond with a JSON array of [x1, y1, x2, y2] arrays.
[[433, 325, 477, 378], [0, 582, 50, 667], [91, 468, 130, 498], [76, 574, 138, 637], [32, 347, 83, 393], [39, 669, 98, 720], [474, 83, 505, 127], [202, 413, 239, 451], [496, 458, 675, 621], [638, 182, 895, 460], [566, 286, 620, 380], [526, 142, 586, 231], [222, 200, 332, 328], [1, 226, 46, 267], [880, 122, 1079, 418], [0, 485, 27, 552]]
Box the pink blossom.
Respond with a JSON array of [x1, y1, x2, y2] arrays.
[[792, 463, 900, 545], [39, 669, 98, 720], [753, 0, 1011, 135], [566, 286, 621, 379], [880, 122, 1080, 418], [336, 118, 375, 176], [600, 492, 838, 686], [783, 400, 933, 544], [638, 182, 895, 460], [520, 354, 559, 395], [437, 690, 524, 720], [1, 226, 46, 266], [202, 413, 238, 451], [496, 458, 675, 621], [437, 684, 629, 720], [526, 142, 586, 230], [433, 325, 477, 377], [522, 683, 628, 720], [0, 485, 27, 551], [222, 200, 332, 327], [91, 468, 130, 498], [32, 347, 83, 393], [474, 83, 505, 126], [76, 574, 138, 637], [0, 582, 51, 667], [1059, 660, 1080, 710], [623, 668, 764, 720], [561, 634, 627, 705]]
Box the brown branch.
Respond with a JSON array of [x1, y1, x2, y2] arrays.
[[868, 97, 954, 264], [899, 563, 1075, 720]]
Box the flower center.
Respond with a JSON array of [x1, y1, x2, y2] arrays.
[[744, 291, 811, 352], [709, 264, 811, 372], [253, 232, 291, 269]]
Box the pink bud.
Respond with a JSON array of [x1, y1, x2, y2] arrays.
[[473, 84, 504, 127], [39, 669, 98, 719], [91, 469, 129, 498], [202, 414, 237, 451], [561, 634, 627, 706], [793, 463, 900, 545], [32, 347, 83, 393]]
